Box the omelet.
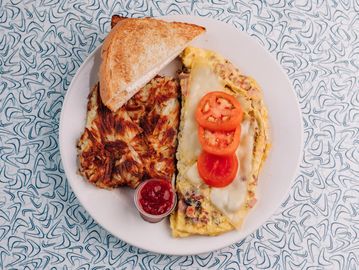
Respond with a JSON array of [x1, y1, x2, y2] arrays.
[[170, 47, 270, 237]]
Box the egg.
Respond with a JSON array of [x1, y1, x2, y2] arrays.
[[170, 47, 271, 237]]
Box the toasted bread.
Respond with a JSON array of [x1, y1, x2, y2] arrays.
[[99, 17, 205, 112]]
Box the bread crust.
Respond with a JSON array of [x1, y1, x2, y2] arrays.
[[99, 17, 205, 112], [110, 15, 127, 28]]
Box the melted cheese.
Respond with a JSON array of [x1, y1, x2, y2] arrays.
[[181, 61, 225, 164], [210, 177, 247, 212], [186, 162, 203, 187], [237, 120, 255, 181]]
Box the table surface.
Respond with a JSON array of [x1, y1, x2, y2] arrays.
[[1, 1, 358, 269]]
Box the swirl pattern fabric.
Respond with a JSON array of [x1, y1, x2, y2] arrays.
[[1, 0, 359, 269]]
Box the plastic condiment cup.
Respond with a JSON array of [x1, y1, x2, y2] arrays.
[[134, 179, 177, 223]]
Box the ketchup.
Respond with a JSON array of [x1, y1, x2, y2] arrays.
[[138, 179, 174, 215]]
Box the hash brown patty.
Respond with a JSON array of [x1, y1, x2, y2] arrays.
[[77, 76, 180, 188]]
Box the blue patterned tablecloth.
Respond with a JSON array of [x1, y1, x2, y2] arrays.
[[1, 0, 359, 269]]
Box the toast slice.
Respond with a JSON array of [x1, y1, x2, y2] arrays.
[[99, 17, 205, 112]]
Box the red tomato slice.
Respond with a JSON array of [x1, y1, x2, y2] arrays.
[[197, 151, 238, 188], [198, 126, 241, 156], [196, 91, 243, 131]]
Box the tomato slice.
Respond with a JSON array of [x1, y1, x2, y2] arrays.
[[196, 91, 243, 131], [198, 126, 241, 156], [197, 151, 238, 188]]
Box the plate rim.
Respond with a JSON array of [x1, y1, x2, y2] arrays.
[[59, 14, 304, 255]]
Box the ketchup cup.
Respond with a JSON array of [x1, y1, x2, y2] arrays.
[[134, 178, 177, 223]]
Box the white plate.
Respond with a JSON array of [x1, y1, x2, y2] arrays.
[[59, 15, 303, 255]]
